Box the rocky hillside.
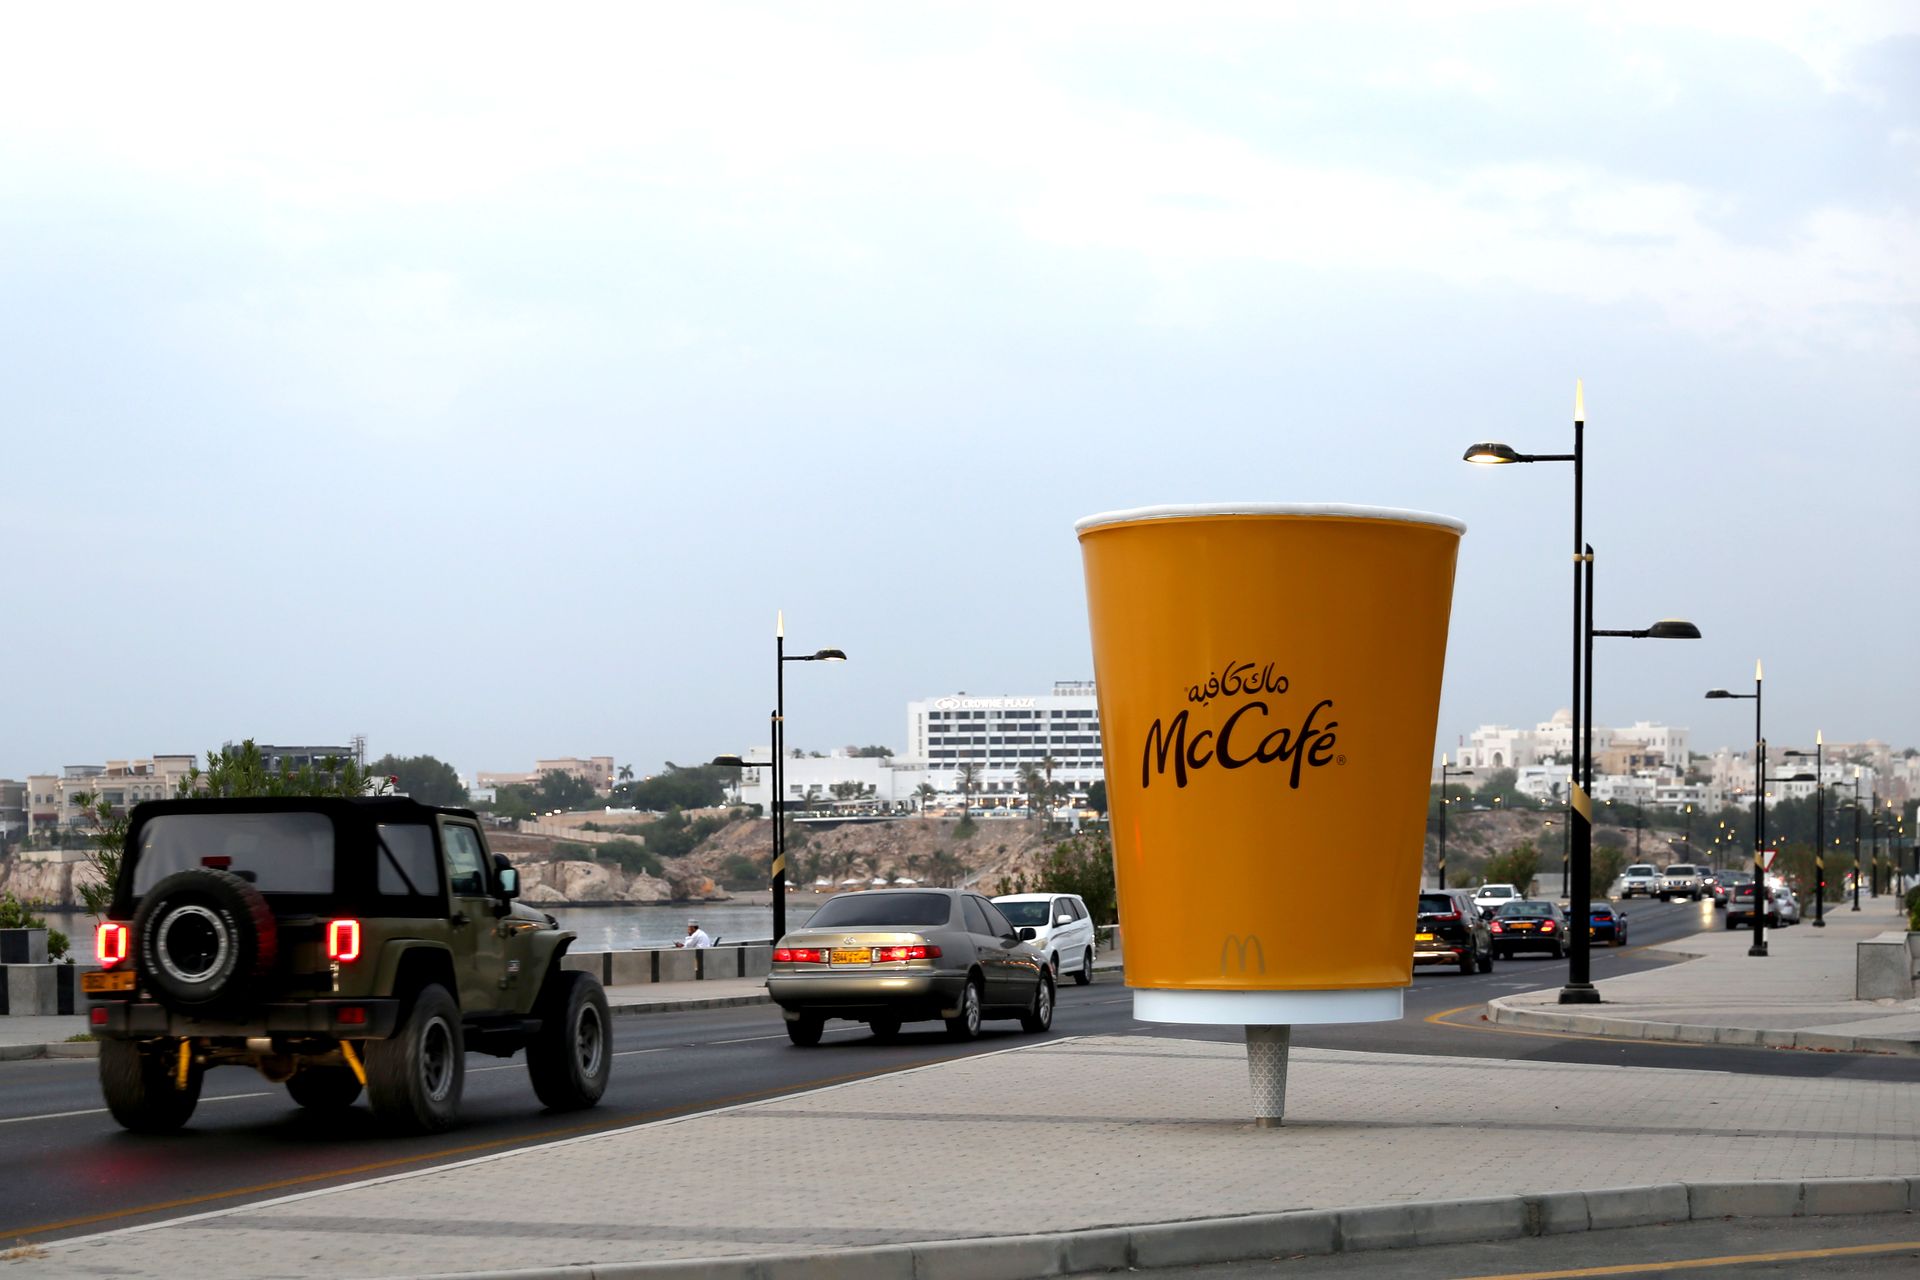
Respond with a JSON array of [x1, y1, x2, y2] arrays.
[[681, 815, 1068, 889], [0, 856, 100, 910]]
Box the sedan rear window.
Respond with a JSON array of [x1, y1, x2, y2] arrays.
[[134, 812, 334, 894], [807, 892, 952, 928], [1496, 901, 1554, 918], [1417, 894, 1455, 914]]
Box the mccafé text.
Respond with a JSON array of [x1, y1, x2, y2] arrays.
[[1141, 697, 1339, 790]]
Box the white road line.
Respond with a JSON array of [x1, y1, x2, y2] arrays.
[[0, 1091, 272, 1127]]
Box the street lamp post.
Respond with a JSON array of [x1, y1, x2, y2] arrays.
[[1437, 755, 1474, 890], [1706, 662, 1768, 956], [1784, 734, 1825, 927], [711, 612, 846, 945], [1464, 381, 1589, 1003], [1584, 546, 1700, 995], [1850, 768, 1864, 911]]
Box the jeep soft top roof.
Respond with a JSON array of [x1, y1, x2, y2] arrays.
[[113, 796, 480, 918]]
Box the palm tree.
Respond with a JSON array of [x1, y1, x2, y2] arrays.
[[956, 762, 981, 813], [617, 763, 635, 784], [914, 782, 937, 815], [1017, 763, 1046, 822]]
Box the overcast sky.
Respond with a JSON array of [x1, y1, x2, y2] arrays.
[[4, 2, 1915, 781]]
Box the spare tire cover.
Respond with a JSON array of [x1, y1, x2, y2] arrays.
[[132, 867, 279, 1012]]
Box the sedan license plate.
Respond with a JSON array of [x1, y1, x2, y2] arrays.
[[829, 948, 871, 965], [1414, 932, 1435, 942], [82, 970, 135, 993], [1511, 922, 1534, 931]]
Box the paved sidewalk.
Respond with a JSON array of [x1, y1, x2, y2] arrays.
[[1490, 907, 1920, 1053], [29, 1031, 1920, 1279]]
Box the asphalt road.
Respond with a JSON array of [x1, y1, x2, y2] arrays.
[[2, 897, 1911, 1246]]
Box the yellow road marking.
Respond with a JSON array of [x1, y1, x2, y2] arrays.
[[1452, 1238, 1920, 1279], [4, 1057, 957, 1243]]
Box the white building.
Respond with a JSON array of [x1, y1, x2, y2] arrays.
[[907, 681, 1104, 797], [729, 750, 928, 813]]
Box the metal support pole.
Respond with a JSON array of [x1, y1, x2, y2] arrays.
[[1246, 1024, 1292, 1128], [1750, 670, 1767, 957], [773, 623, 787, 945], [1561, 538, 1597, 1004], [1812, 738, 1825, 926], [1852, 778, 1863, 911]]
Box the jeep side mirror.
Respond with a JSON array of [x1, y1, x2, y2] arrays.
[[1018, 926, 1037, 941], [496, 867, 519, 899]]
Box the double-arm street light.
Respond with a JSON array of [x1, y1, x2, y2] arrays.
[[1783, 734, 1827, 927], [1846, 768, 1864, 910], [1705, 663, 1770, 955], [711, 612, 846, 944], [1436, 755, 1474, 890], [1581, 543, 1699, 997], [1464, 384, 1590, 1002]]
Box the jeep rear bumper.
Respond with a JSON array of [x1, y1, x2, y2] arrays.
[[88, 998, 402, 1040]]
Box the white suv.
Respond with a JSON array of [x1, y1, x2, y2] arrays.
[[1620, 864, 1661, 898], [992, 892, 1098, 985], [1471, 883, 1520, 918], [1658, 864, 1704, 901]]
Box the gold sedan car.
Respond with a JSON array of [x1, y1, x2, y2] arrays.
[[769, 889, 1053, 1045]]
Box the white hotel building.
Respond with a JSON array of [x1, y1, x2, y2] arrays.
[[728, 681, 1107, 811]]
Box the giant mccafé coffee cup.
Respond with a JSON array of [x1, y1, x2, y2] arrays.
[[1076, 504, 1465, 1024]]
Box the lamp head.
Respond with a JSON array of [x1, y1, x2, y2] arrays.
[[814, 648, 848, 662], [710, 755, 747, 768], [1462, 441, 1523, 464], [1644, 619, 1701, 640], [1704, 689, 1733, 699]]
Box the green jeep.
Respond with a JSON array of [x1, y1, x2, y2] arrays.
[[85, 796, 610, 1134]]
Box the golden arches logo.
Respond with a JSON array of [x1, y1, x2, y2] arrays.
[[1219, 933, 1266, 975]]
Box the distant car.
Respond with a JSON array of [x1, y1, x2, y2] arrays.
[[1774, 888, 1802, 925], [768, 888, 1053, 1045], [992, 892, 1097, 985], [1619, 864, 1660, 898], [1713, 871, 1754, 908], [1471, 883, 1520, 918], [1415, 890, 1494, 974], [1586, 901, 1629, 947], [1491, 900, 1570, 959], [1724, 883, 1780, 930], [1658, 864, 1704, 901]]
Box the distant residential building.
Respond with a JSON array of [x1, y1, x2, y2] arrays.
[[478, 756, 616, 796], [241, 743, 364, 774], [0, 779, 24, 847], [25, 756, 199, 835]]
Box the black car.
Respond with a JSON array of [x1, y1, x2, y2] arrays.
[[1414, 890, 1494, 974], [1724, 883, 1779, 930], [1490, 900, 1570, 959], [1587, 900, 1629, 947]]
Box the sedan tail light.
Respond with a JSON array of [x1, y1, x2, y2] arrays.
[[774, 947, 826, 963], [96, 922, 129, 968], [1490, 921, 1504, 934], [1540, 920, 1556, 932], [873, 945, 941, 961]]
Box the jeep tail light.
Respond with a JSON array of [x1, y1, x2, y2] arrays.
[[90, 1006, 108, 1026], [334, 1006, 367, 1025], [96, 922, 128, 968], [873, 945, 941, 961], [774, 947, 825, 963], [326, 919, 361, 963]]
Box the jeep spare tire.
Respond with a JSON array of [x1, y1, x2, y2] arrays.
[[132, 867, 278, 1012]]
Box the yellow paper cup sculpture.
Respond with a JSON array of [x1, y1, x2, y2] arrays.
[[1077, 503, 1464, 1123]]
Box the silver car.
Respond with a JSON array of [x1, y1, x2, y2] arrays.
[[769, 889, 1053, 1045]]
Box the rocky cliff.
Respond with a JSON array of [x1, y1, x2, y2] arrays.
[[0, 857, 100, 909]]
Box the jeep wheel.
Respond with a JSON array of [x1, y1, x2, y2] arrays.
[[287, 1065, 363, 1112], [100, 1039, 203, 1133], [527, 971, 611, 1112], [366, 984, 464, 1134]]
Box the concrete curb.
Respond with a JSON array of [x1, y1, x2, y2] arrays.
[[408, 1177, 1920, 1280], [1486, 994, 1920, 1057], [0, 1038, 99, 1061]]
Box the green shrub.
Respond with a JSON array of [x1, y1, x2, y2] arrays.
[[599, 838, 662, 877], [0, 892, 68, 959]]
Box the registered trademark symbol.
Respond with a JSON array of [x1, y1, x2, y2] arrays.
[[1336, 754, 1347, 765]]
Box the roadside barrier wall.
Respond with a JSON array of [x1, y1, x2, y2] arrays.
[[559, 928, 1123, 987]]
